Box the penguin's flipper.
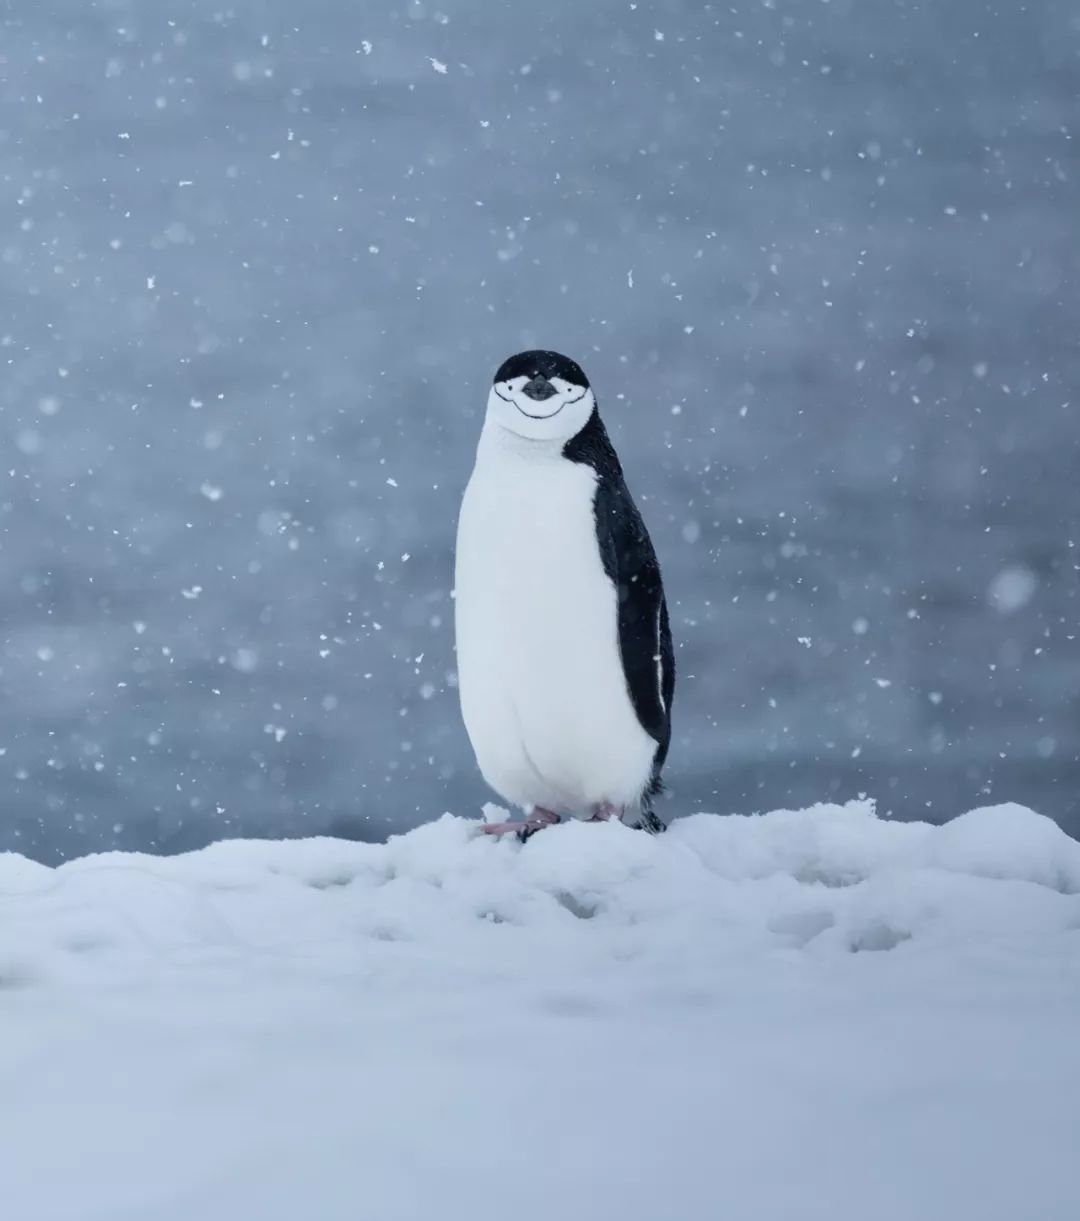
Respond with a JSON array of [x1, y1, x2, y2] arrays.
[[563, 411, 674, 787]]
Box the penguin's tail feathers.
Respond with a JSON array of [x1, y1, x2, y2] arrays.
[[634, 779, 667, 835]]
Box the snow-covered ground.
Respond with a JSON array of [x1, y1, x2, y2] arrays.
[[3, 800, 1079, 1221]]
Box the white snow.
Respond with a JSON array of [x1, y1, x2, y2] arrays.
[[2, 800, 1079, 1221], [988, 564, 1038, 614]]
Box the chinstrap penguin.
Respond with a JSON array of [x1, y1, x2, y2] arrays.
[[454, 349, 674, 838]]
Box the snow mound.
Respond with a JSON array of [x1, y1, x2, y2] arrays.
[[3, 800, 1077, 980], [2, 801, 1079, 1221]]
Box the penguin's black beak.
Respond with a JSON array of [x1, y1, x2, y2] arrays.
[[521, 375, 558, 401]]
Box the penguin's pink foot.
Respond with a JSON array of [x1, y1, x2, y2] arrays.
[[586, 802, 622, 822], [481, 807, 560, 841]]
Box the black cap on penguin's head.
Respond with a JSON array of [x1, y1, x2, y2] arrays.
[[493, 349, 590, 392], [488, 349, 596, 443]]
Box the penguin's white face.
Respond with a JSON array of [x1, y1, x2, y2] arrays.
[[486, 349, 596, 444], [487, 377, 595, 443]]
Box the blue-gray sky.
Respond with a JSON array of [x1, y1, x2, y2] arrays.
[[1, 0, 1077, 861]]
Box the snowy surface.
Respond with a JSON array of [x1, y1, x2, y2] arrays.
[[3, 800, 1079, 1221]]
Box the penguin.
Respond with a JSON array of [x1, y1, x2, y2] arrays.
[[454, 349, 674, 837]]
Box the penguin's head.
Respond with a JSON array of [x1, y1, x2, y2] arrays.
[[487, 349, 596, 443]]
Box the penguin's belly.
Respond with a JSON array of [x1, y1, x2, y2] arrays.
[[455, 456, 656, 813]]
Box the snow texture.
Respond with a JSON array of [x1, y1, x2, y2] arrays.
[[3, 800, 1079, 1221]]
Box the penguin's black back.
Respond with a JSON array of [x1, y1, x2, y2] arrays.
[[563, 408, 675, 795]]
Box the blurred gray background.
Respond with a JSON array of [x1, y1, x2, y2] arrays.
[[1, 0, 1078, 863]]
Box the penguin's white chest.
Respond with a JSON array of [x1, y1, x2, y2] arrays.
[[454, 443, 656, 814]]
